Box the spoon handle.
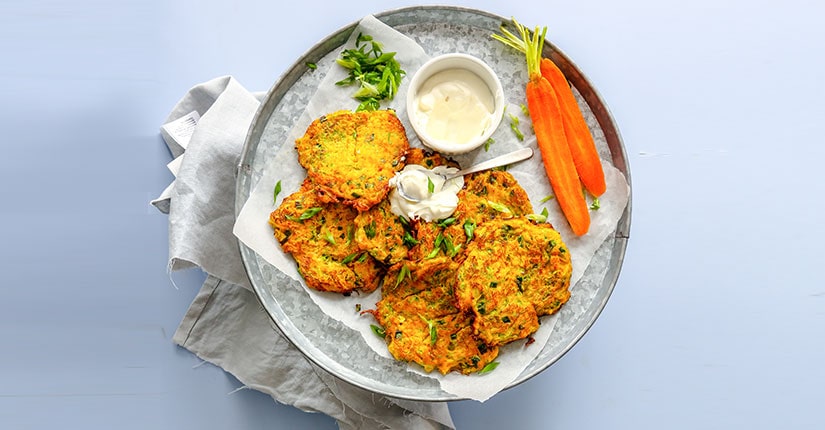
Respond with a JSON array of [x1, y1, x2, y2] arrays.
[[448, 147, 534, 179]]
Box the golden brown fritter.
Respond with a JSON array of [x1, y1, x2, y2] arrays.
[[354, 199, 413, 266], [295, 109, 409, 212], [350, 148, 458, 266], [409, 170, 534, 261], [372, 258, 499, 374], [454, 218, 572, 346], [269, 181, 382, 294], [458, 169, 534, 226], [407, 218, 463, 261]]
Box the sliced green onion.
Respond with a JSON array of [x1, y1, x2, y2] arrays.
[[299, 207, 322, 220], [487, 200, 512, 215], [370, 324, 386, 338], [479, 361, 500, 374], [273, 180, 282, 204], [463, 220, 476, 241]]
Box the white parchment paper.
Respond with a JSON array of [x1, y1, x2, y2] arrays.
[[234, 15, 629, 401]]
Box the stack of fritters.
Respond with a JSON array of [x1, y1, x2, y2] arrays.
[[270, 110, 409, 294], [371, 219, 573, 374], [454, 218, 573, 346], [269, 180, 383, 294], [409, 169, 534, 261], [372, 258, 499, 374], [369, 166, 571, 374], [269, 109, 573, 374]]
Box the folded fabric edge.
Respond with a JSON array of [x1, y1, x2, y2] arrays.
[[171, 275, 453, 429], [171, 276, 356, 423], [151, 182, 174, 214], [160, 76, 233, 158]]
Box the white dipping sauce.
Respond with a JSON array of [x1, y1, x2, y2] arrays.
[[413, 68, 495, 146], [388, 165, 464, 222]]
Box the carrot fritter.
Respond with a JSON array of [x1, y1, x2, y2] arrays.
[[457, 169, 534, 227], [354, 199, 413, 266], [454, 218, 572, 346], [295, 109, 409, 212], [269, 181, 382, 294], [350, 148, 458, 265], [409, 170, 534, 261], [373, 258, 499, 374]]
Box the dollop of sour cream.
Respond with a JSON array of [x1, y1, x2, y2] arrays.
[[388, 164, 464, 222], [414, 68, 495, 146]]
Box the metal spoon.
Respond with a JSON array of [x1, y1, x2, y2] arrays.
[[395, 147, 534, 202]]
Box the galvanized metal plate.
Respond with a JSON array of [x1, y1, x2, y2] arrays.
[[236, 5, 631, 401]]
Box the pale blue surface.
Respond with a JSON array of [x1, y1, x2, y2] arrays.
[[2, 0, 824, 429]]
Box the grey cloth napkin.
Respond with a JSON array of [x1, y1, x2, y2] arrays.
[[152, 76, 455, 430]]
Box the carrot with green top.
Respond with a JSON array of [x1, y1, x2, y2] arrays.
[[495, 21, 590, 236], [495, 20, 606, 198]]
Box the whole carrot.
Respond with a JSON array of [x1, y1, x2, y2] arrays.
[[539, 58, 606, 196], [503, 22, 590, 235]]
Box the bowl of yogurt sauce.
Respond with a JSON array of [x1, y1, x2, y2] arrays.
[[406, 53, 505, 154]]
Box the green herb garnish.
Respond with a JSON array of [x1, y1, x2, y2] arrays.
[[463, 220, 476, 241], [273, 180, 282, 204], [427, 177, 435, 194], [285, 207, 322, 222], [526, 212, 547, 223], [346, 224, 355, 243], [300, 207, 322, 220], [395, 264, 410, 287], [527, 207, 549, 223], [436, 217, 456, 228], [443, 236, 461, 257], [487, 200, 512, 215], [335, 33, 406, 112], [341, 252, 360, 264], [590, 196, 601, 210], [433, 232, 444, 249], [479, 361, 500, 374], [306, 62, 318, 70], [420, 316, 437, 346], [508, 114, 524, 141], [402, 231, 418, 247], [370, 324, 386, 338], [484, 138, 494, 152], [364, 221, 376, 239]]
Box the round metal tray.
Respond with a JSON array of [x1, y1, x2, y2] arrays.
[[236, 5, 631, 401]]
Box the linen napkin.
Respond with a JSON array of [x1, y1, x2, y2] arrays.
[[152, 75, 454, 430]]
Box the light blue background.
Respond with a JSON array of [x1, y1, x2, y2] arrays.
[[2, 0, 824, 428]]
